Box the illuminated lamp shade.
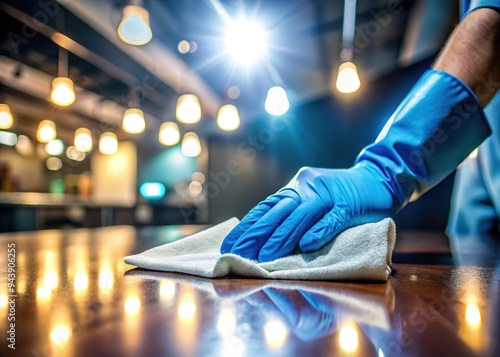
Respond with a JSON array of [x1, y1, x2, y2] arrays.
[[51, 77, 76, 106], [74, 128, 93, 152], [265, 86, 290, 116], [336, 61, 361, 94], [37, 120, 57, 143], [217, 104, 240, 131], [140, 182, 166, 199], [181, 132, 202, 157], [0, 104, 14, 129], [45, 139, 64, 156], [159, 122, 180, 146], [117, 5, 152, 46], [99, 132, 118, 155], [122, 108, 146, 134], [176, 94, 201, 124]]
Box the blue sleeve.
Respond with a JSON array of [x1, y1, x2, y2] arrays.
[[462, 0, 500, 18]]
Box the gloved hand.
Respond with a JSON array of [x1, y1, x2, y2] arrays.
[[245, 287, 339, 341], [220, 164, 395, 262], [221, 70, 491, 262]]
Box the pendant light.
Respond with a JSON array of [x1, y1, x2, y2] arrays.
[[122, 108, 146, 134], [74, 128, 93, 152], [217, 104, 240, 131], [265, 86, 290, 116], [335, 0, 361, 94], [159, 122, 180, 146], [176, 94, 201, 124], [37, 120, 57, 143], [99, 132, 118, 155], [51, 48, 76, 106], [0, 104, 14, 129], [117, 2, 153, 46], [181, 132, 202, 157]]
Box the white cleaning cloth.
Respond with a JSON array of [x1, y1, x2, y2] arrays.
[[124, 217, 396, 281]]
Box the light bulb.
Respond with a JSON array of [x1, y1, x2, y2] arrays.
[[74, 128, 92, 152], [99, 132, 118, 155], [159, 122, 180, 146], [217, 104, 240, 131], [51, 77, 76, 106], [225, 20, 267, 65], [117, 5, 152, 46], [265, 86, 290, 116], [176, 94, 201, 124], [0, 104, 14, 129], [336, 61, 361, 94], [122, 108, 146, 134], [181, 132, 201, 157], [37, 120, 57, 143], [45, 139, 64, 156]]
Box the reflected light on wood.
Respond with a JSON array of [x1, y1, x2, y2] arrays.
[[465, 304, 481, 326], [217, 306, 237, 335], [124, 296, 141, 315], [264, 320, 288, 348], [339, 322, 359, 353], [50, 326, 71, 345]]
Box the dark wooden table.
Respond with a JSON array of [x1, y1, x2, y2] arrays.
[[0, 225, 498, 357]]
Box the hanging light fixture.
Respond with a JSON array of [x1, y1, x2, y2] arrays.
[[37, 120, 57, 143], [176, 94, 201, 124], [122, 108, 146, 134], [217, 104, 240, 132], [336, 61, 361, 94], [335, 0, 361, 94], [265, 87, 290, 116], [181, 132, 202, 157], [0, 104, 14, 129], [74, 128, 93, 152], [45, 139, 64, 156], [117, 3, 153, 46], [99, 132, 118, 155], [159, 122, 180, 146], [51, 48, 76, 106]]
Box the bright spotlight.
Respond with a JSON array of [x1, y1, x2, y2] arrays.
[[225, 20, 267, 65]]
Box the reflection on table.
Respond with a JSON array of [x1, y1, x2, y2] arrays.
[[0, 225, 498, 356]]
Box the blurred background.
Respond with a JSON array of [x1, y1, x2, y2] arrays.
[[0, 0, 461, 232]]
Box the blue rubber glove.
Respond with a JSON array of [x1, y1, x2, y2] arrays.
[[245, 287, 339, 341], [221, 70, 491, 262]]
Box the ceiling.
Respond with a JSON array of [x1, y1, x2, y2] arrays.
[[0, 0, 459, 148]]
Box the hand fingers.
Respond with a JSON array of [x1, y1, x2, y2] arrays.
[[264, 288, 338, 341], [299, 208, 349, 253], [229, 192, 300, 260], [258, 201, 327, 262], [220, 194, 284, 254]]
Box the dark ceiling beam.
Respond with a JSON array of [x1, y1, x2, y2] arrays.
[[59, 0, 223, 118], [0, 3, 139, 89]]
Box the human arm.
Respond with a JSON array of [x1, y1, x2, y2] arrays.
[[221, 6, 500, 262]]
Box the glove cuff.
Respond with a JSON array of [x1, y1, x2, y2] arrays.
[[355, 69, 491, 210]]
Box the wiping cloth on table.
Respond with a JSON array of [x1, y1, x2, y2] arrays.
[[124, 217, 396, 281]]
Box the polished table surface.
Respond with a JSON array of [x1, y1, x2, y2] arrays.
[[0, 225, 499, 357]]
